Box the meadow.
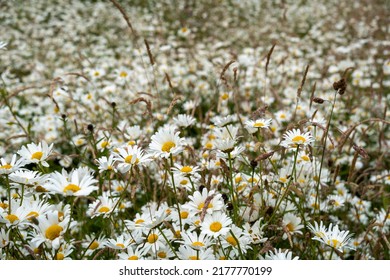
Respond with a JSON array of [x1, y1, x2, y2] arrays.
[[0, 0, 389, 260]]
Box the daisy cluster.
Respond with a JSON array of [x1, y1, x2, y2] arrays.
[[0, 0, 389, 260]]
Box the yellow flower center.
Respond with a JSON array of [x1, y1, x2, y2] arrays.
[[116, 243, 125, 248], [301, 155, 310, 161], [0, 164, 12, 169], [197, 202, 213, 210], [209, 221, 222, 232], [56, 253, 65, 260], [100, 141, 109, 148], [0, 202, 9, 209], [31, 151, 43, 160], [189, 256, 199, 260], [135, 219, 145, 225], [180, 211, 189, 219], [98, 206, 110, 213], [180, 179, 188, 185], [128, 255, 138, 260], [328, 239, 340, 248], [125, 155, 133, 163], [147, 233, 158, 244], [63, 184, 81, 193], [292, 135, 306, 143], [286, 223, 295, 232], [192, 241, 205, 247], [254, 122, 265, 127], [226, 236, 237, 246], [6, 214, 19, 224], [205, 142, 213, 149], [158, 252, 167, 258], [221, 93, 229, 100], [181, 27, 188, 33], [161, 141, 176, 153], [280, 177, 287, 183], [89, 241, 99, 250], [180, 166, 193, 173], [120, 71, 128, 78], [45, 224, 63, 240]]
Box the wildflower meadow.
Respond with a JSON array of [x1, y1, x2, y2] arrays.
[[0, 0, 389, 261]]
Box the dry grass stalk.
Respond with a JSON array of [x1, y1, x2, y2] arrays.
[[309, 82, 317, 109], [129, 97, 153, 117], [200, 193, 216, 222], [166, 96, 182, 115], [265, 44, 276, 73], [144, 39, 155, 66]]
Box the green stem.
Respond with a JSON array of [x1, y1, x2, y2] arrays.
[[169, 154, 183, 231], [315, 91, 338, 219], [157, 226, 179, 259], [227, 152, 238, 224]]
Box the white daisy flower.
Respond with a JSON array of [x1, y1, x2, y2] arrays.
[[280, 128, 314, 148], [282, 213, 304, 239], [262, 248, 299, 260], [0, 154, 26, 175], [244, 118, 272, 134], [310, 223, 354, 253], [118, 245, 144, 260], [177, 245, 214, 260], [149, 126, 185, 158], [201, 211, 232, 238], [87, 192, 118, 218], [185, 188, 224, 215], [17, 141, 53, 167], [114, 145, 151, 173], [96, 155, 117, 173], [173, 114, 196, 127], [46, 167, 98, 197]]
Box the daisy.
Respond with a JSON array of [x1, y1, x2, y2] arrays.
[[282, 213, 304, 239], [125, 125, 143, 145], [171, 163, 201, 177], [8, 170, 45, 186], [23, 198, 52, 222], [149, 126, 185, 158], [262, 248, 299, 260], [0, 228, 10, 248], [31, 211, 74, 249], [244, 118, 272, 134], [96, 155, 117, 173], [280, 128, 314, 148], [177, 245, 214, 260], [118, 245, 144, 260], [310, 223, 354, 253], [201, 211, 232, 238], [0, 201, 29, 228], [104, 234, 134, 250], [180, 231, 212, 250], [221, 224, 251, 254], [87, 193, 118, 218], [185, 188, 224, 215], [0, 154, 26, 175], [82, 234, 107, 257], [17, 141, 53, 167], [46, 167, 98, 196], [114, 145, 151, 173], [141, 229, 170, 254], [173, 114, 196, 128], [125, 212, 152, 235], [308, 220, 327, 239], [54, 243, 74, 260]]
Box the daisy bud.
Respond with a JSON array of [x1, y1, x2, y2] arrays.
[[250, 160, 258, 168], [87, 124, 94, 132], [312, 97, 325, 104]]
